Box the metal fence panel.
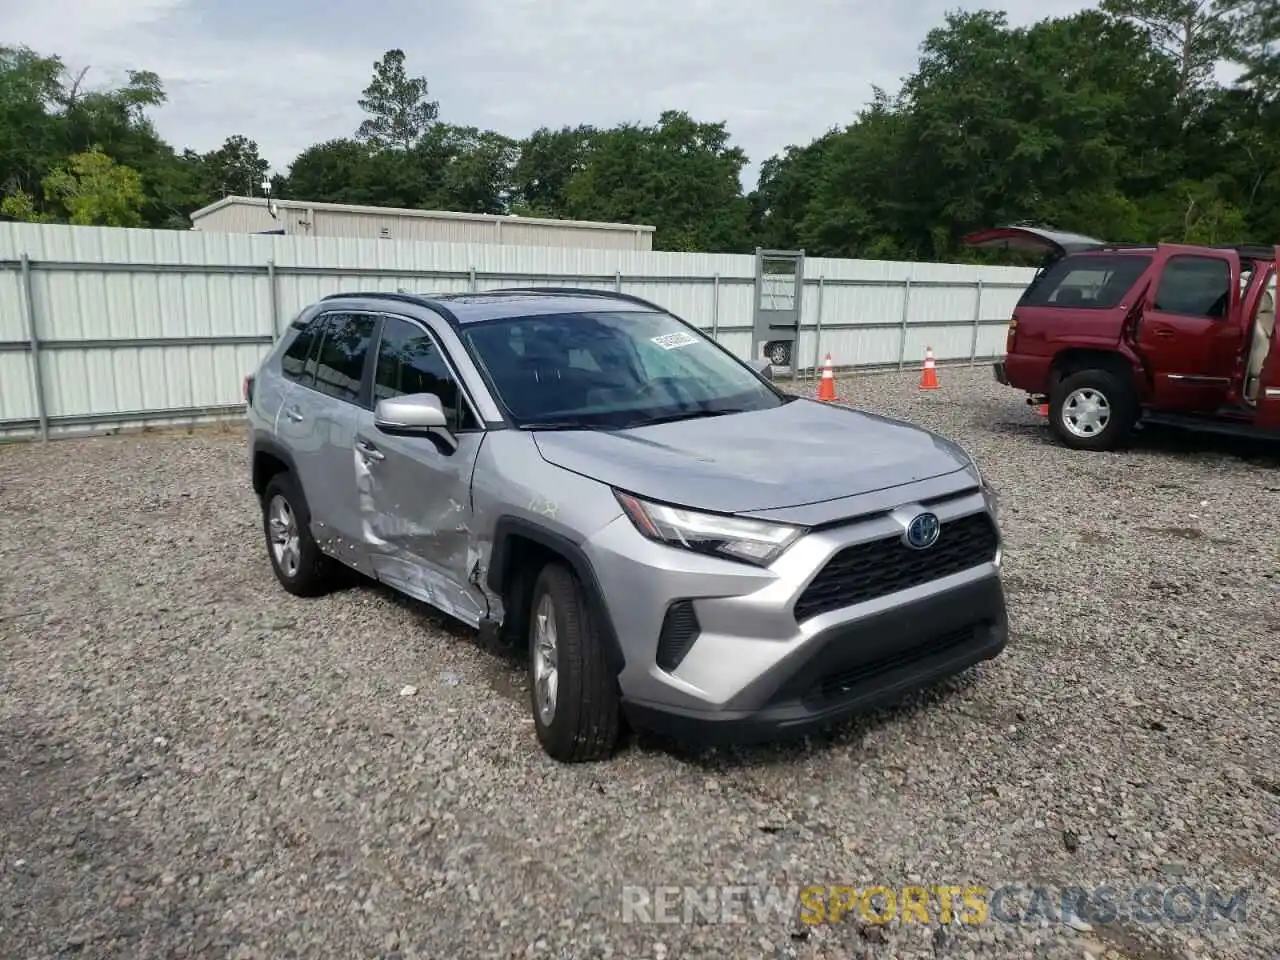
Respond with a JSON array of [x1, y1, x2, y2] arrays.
[[0, 222, 1036, 439]]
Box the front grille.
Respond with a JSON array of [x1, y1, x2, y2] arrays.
[[794, 512, 998, 623], [656, 600, 700, 673]]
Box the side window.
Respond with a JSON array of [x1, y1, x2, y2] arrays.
[[1019, 255, 1152, 309], [312, 312, 377, 404], [281, 318, 321, 382], [1154, 255, 1232, 319], [373, 316, 480, 431]]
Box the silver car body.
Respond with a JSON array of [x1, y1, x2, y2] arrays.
[[247, 290, 1007, 741]]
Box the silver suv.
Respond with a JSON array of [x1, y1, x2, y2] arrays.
[[245, 289, 1007, 762]]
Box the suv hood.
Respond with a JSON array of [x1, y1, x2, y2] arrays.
[[532, 398, 972, 514]]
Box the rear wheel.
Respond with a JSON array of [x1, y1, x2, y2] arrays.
[[261, 472, 341, 597], [1049, 369, 1138, 451], [527, 562, 620, 762]]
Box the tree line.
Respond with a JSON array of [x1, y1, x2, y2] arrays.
[[1, 0, 1277, 261]]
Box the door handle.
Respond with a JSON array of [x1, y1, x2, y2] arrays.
[[284, 406, 304, 422], [1154, 329, 1175, 339], [356, 439, 385, 461]]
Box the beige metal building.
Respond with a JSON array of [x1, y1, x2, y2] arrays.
[[189, 196, 656, 251]]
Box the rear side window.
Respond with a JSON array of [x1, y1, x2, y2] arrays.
[[281, 319, 321, 381], [1018, 255, 1152, 309], [312, 312, 377, 405], [1154, 255, 1232, 319]]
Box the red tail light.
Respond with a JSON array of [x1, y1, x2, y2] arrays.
[[1006, 315, 1019, 353]]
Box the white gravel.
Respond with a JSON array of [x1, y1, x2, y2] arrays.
[[2, 367, 1277, 960]]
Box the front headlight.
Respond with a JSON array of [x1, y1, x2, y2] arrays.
[[614, 490, 804, 566]]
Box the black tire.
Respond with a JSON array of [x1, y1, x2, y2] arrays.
[[261, 472, 340, 597], [1048, 368, 1138, 452], [526, 562, 621, 762]]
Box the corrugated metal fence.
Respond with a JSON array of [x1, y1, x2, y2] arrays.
[[0, 223, 1036, 439]]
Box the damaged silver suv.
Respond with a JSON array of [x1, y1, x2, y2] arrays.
[[245, 289, 1007, 762]]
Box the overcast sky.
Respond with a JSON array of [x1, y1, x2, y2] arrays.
[[9, 0, 1106, 188]]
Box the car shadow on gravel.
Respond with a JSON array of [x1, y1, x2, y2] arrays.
[[983, 417, 1280, 467], [1127, 423, 1280, 466], [627, 671, 984, 770], [362, 577, 991, 767], [371, 582, 531, 705]]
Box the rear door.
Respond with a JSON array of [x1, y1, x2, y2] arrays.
[[352, 313, 489, 625], [1255, 251, 1280, 430], [1135, 245, 1241, 411], [276, 310, 379, 550]]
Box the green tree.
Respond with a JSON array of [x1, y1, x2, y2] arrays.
[[1099, 0, 1242, 95], [0, 187, 54, 222], [436, 126, 519, 214], [1227, 0, 1280, 94], [356, 49, 439, 150], [564, 111, 750, 252], [198, 134, 270, 198], [776, 91, 912, 258], [512, 125, 598, 217], [0, 46, 65, 204], [42, 146, 145, 226]]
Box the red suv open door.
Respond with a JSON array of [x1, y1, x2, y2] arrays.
[[1133, 244, 1242, 412], [1255, 249, 1280, 430]]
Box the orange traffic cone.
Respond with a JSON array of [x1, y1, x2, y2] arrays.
[[817, 353, 837, 401], [919, 346, 940, 390]]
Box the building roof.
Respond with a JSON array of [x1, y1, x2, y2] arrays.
[[189, 195, 656, 234]]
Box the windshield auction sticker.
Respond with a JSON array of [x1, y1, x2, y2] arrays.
[[651, 331, 699, 350]]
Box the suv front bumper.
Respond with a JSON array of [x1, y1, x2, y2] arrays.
[[623, 573, 1007, 745], [584, 486, 1008, 743]]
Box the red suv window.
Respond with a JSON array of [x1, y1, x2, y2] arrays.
[[1019, 254, 1153, 309]]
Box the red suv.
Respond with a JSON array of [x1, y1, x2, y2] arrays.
[[965, 226, 1280, 450]]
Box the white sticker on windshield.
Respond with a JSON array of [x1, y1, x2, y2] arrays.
[[651, 331, 699, 350]]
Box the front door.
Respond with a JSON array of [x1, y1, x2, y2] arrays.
[[1135, 245, 1241, 411], [353, 314, 488, 627], [752, 249, 804, 371], [1255, 251, 1280, 430]]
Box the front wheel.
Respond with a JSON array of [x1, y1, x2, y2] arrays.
[[527, 562, 621, 762], [1048, 369, 1138, 452]]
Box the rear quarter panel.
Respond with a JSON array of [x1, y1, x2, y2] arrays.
[[1005, 264, 1154, 394], [246, 340, 294, 477]]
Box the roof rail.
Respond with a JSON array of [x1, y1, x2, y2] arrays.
[[1211, 243, 1274, 261], [318, 290, 432, 308], [490, 287, 670, 313]]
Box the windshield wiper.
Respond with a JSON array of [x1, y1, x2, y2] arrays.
[[520, 421, 619, 432], [625, 408, 749, 428]]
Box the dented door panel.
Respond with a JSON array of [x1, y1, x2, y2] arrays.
[[353, 411, 488, 626]]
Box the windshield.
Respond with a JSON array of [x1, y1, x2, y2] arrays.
[[461, 309, 787, 428]]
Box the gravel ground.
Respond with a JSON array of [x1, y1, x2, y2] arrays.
[[2, 366, 1278, 960]]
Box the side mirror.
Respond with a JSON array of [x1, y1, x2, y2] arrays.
[[747, 357, 774, 381], [374, 393, 448, 433]]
